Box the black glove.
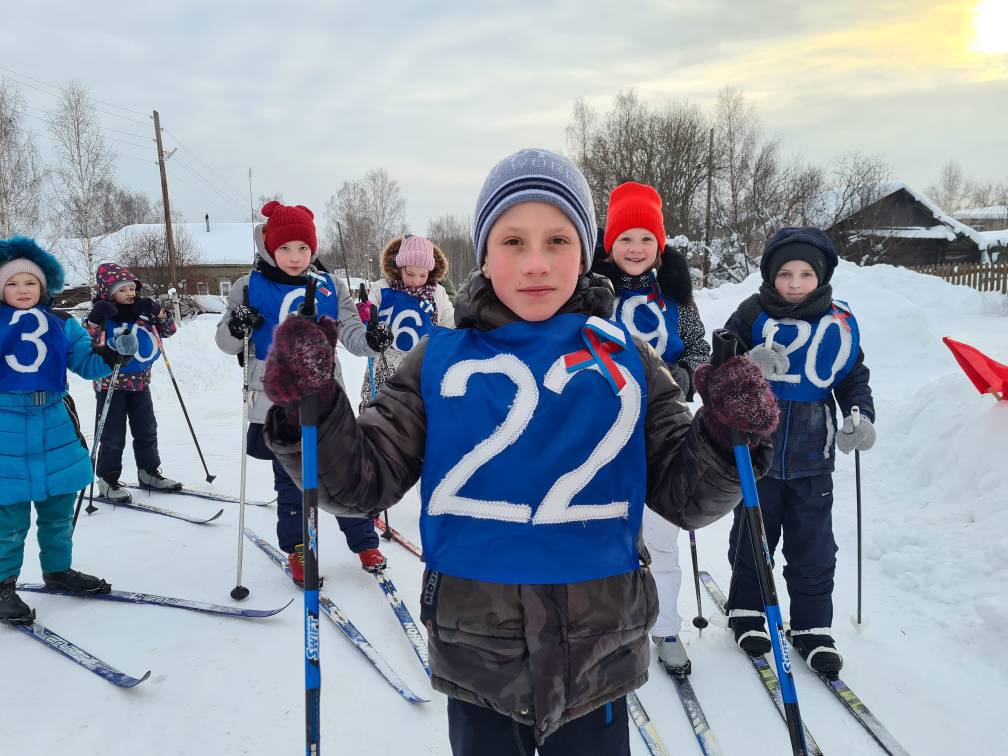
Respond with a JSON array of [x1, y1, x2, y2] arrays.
[[134, 297, 163, 320], [87, 300, 118, 325], [669, 362, 691, 399], [228, 305, 265, 339], [365, 305, 393, 352]]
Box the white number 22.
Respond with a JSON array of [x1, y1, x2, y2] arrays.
[[428, 354, 641, 525]]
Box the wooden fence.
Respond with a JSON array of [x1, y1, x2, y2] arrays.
[[905, 262, 1008, 293]]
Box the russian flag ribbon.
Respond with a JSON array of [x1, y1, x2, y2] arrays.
[[563, 317, 628, 394], [647, 280, 666, 312]]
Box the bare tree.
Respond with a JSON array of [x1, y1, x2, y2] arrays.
[[47, 81, 118, 288], [318, 169, 406, 280], [0, 82, 47, 237], [94, 180, 157, 234], [113, 223, 202, 297], [427, 213, 474, 288], [926, 161, 967, 211], [251, 192, 284, 222]]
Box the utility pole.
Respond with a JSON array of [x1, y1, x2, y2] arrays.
[[704, 126, 714, 289], [153, 111, 178, 291]]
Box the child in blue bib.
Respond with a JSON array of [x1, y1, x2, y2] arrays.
[[259, 150, 779, 754], [0, 237, 138, 625], [722, 226, 876, 677]]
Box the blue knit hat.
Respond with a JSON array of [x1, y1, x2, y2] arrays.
[[473, 148, 597, 271]]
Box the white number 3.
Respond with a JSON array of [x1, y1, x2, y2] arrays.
[[5, 308, 49, 373]]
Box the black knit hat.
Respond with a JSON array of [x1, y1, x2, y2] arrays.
[[760, 227, 838, 285]]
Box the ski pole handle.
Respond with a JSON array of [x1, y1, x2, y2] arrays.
[[299, 272, 320, 320], [711, 328, 741, 369], [851, 405, 861, 428]]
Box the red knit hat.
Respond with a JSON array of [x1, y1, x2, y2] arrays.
[[603, 182, 665, 254], [261, 201, 317, 255]]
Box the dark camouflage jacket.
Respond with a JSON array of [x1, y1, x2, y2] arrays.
[[266, 271, 770, 743]]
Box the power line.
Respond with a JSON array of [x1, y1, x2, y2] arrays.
[[20, 111, 154, 152], [169, 157, 247, 213], [165, 167, 245, 221], [0, 70, 150, 126], [164, 128, 248, 198], [0, 65, 149, 117]]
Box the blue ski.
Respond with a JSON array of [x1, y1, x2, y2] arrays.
[[699, 572, 823, 756], [369, 570, 431, 677], [627, 691, 671, 755], [9, 621, 150, 687], [16, 583, 292, 618], [245, 529, 427, 704]]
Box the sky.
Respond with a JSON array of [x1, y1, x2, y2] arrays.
[[2, 0, 1006, 235]]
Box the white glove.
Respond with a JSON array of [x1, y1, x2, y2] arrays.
[[109, 324, 139, 357], [746, 342, 790, 379], [837, 414, 875, 454]]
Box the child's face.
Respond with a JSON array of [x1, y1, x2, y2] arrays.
[[3, 272, 42, 309], [774, 260, 819, 303], [274, 241, 313, 277], [481, 202, 582, 322], [401, 266, 430, 287], [112, 284, 137, 305], [610, 227, 660, 277]]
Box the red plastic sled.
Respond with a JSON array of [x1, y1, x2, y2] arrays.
[[943, 337, 1008, 400]]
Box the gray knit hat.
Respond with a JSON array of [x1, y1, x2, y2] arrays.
[[473, 148, 597, 271]]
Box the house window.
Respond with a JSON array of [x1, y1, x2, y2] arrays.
[[219, 279, 232, 296], [197, 282, 209, 296]]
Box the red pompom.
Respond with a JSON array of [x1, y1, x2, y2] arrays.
[[296, 205, 314, 220], [261, 200, 281, 217]]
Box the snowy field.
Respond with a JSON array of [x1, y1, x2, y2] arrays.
[[5, 261, 1007, 755]]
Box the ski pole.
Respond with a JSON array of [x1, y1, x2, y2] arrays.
[[299, 272, 322, 754], [230, 333, 253, 601], [144, 319, 216, 483], [73, 356, 126, 529], [363, 300, 394, 543], [852, 405, 863, 628], [712, 328, 809, 756], [688, 530, 709, 634]]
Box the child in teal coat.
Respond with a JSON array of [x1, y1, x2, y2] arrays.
[[0, 237, 138, 625]]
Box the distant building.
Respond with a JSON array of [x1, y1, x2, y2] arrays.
[[951, 206, 1008, 232], [828, 183, 1004, 266]]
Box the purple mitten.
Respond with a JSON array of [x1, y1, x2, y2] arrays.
[[356, 301, 371, 323], [694, 356, 779, 450], [263, 316, 341, 417]]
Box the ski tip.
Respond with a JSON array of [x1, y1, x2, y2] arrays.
[[120, 669, 152, 688], [203, 509, 225, 524]]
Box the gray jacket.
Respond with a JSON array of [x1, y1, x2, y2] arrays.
[[266, 271, 771, 742], [214, 224, 377, 423]]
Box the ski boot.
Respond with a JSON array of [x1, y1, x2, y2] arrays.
[[138, 468, 183, 492], [787, 628, 843, 678], [728, 609, 772, 656], [288, 545, 305, 588], [98, 476, 132, 503], [0, 577, 35, 625], [358, 548, 387, 573], [42, 568, 111, 595], [652, 635, 691, 676]]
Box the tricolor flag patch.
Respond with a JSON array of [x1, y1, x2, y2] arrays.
[[563, 317, 629, 394]]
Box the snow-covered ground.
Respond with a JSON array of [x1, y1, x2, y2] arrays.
[[6, 262, 1007, 755]]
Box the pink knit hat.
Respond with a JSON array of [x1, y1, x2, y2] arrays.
[[395, 235, 435, 271], [0, 258, 47, 294]]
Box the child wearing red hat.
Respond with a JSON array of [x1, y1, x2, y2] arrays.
[[215, 201, 393, 583], [358, 234, 455, 412], [592, 180, 713, 678]]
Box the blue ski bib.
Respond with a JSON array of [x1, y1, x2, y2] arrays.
[[104, 319, 161, 374], [752, 301, 860, 402], [377, 288, 435, 352], [420, 314, 648, 585], [0, 305, 69, 392], [248, 271, 341, 360], [613, 273, 683, 364]]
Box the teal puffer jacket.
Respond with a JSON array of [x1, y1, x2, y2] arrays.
[[0, 314, 111, 505]]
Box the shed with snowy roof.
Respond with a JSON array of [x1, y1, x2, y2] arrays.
[[828, 184, 1001, 266]]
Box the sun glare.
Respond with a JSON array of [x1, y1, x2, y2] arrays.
[[973, 0, 1008, 54]]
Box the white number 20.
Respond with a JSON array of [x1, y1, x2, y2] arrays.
[[762, 316, 852, 389], [5, 308, 49, 374], [428, 354, 641, 524]]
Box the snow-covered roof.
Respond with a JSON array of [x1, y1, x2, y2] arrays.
[[978, 229, 1008, 247], [952, 206, 1008, 221], [838, 182, 997, 251], [97, 222, 257, 266]]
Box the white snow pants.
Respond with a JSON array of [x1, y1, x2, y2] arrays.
[[643, 507, 683, 637]]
